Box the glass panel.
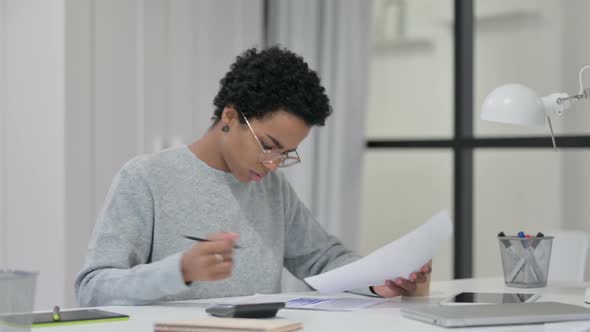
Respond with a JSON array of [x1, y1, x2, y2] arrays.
[[366, 0, 453, 139], [359, 150, 453, 281], [474, 0, 590, 137], [561, 151, 590, 279], [474, 150, 563, 278], [562, 151, 590, 231]]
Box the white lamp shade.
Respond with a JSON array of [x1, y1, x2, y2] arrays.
[[481, 84, 547, 127]]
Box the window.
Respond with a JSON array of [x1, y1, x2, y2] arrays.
[[361, 0, 590, 279]]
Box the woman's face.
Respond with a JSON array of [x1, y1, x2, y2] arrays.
[[219, 107, 310, 183]]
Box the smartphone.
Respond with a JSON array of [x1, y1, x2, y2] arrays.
[[439, 292, 540, 305]]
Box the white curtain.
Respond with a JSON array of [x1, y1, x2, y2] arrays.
[[268, 0, 373, 251], [267, 0, 374, 290]]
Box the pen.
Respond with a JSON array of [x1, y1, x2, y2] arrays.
[[517, 231, 529, 248], [52, 305, 60, 322], [512, 232, 543, 283], [183, 235, 243, 249], [497, 232, 512, 249], [499, 232, 527, 282], [531, 232, 544, 248]]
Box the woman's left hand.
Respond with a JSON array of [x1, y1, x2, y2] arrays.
[[371, 261, 432, 297]]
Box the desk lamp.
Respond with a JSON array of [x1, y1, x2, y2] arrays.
[[480, 65, 590, 304], [481, 66, 589, 149]]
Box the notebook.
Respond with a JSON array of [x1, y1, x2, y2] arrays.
[[154, 317, 302, 332], [401, 302, 590, 327]]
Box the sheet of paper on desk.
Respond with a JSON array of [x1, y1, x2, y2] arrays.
[[304, 211, 453, 293], [220, 294, 388, 311], [284, 297, 387, 311]]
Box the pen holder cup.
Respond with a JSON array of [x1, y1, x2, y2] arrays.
[[498, 236, 553, 288], [0, 270, 38, 332]]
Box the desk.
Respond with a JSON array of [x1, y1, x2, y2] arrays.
[[39, 277, 590, 331]]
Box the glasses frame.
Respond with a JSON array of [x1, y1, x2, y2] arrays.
[[240, 113, 301, 168]]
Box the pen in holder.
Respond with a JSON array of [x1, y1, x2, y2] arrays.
[[498, 235, 553, 288]]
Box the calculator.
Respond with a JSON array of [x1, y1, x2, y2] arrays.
[[205, 302, 285, 318]]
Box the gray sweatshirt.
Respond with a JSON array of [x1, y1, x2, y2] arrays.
[[75, 146, 366, 306]]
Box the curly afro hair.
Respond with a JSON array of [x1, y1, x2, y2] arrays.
[[212, 46, 332, 126]]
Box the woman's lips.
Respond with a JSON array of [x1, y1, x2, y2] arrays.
[[249, 170, 264, 182]]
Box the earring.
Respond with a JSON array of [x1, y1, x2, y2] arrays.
[[221, 125, 230, 132]]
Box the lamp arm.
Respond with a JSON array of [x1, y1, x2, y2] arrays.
[[556, 88, 589, 106], [543, 93, 571, 116], [556, 65, 590, 106], [578, 65, 590, 95]]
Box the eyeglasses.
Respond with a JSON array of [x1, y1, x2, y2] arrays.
[[241, 113, 301, 168]]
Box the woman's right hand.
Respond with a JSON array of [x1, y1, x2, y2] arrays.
[[181, 232, 239, 283]]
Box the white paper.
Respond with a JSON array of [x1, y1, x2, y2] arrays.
[[215, 294, 387, 311], [284, 297, 387, 311], [304, 211, 453, 293]]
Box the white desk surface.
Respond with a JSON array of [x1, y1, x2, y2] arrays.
[[39, 277, 590, 331]]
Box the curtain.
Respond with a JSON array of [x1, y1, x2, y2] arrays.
[[267, 0, 374, 290]]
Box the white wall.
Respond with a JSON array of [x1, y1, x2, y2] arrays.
[[64, 0, 95, 310], [1, 0, 67, 308], [1, 0, 263, 309], [0, 0, 5, 268]]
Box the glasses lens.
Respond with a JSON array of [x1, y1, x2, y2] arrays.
[[259, 152, 300, 167], [259, 152, 282, 163], [279, 158, 300, 167]]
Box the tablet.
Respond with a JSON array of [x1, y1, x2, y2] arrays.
[[1, 309, 128, 328], [33, 309, 129, 326], [440, 292, 540, 305]]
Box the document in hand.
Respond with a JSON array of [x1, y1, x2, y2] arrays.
[[154, 317, 302, 332], [304, 211, 453, 293]]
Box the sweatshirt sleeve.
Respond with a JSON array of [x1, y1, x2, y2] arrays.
[[75, 160, 189, 306]]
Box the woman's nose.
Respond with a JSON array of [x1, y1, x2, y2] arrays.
[[262, 161, 279, 172]]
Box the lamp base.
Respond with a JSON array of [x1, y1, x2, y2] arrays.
[[585, 288, 590, 304]]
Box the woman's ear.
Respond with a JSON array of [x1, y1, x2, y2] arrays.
[[221, 106, 238, 126]]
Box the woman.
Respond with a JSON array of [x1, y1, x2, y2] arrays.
[[75, 47, 431, 306]]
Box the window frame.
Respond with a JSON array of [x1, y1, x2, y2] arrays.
[[366, 0, 590, 279]]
